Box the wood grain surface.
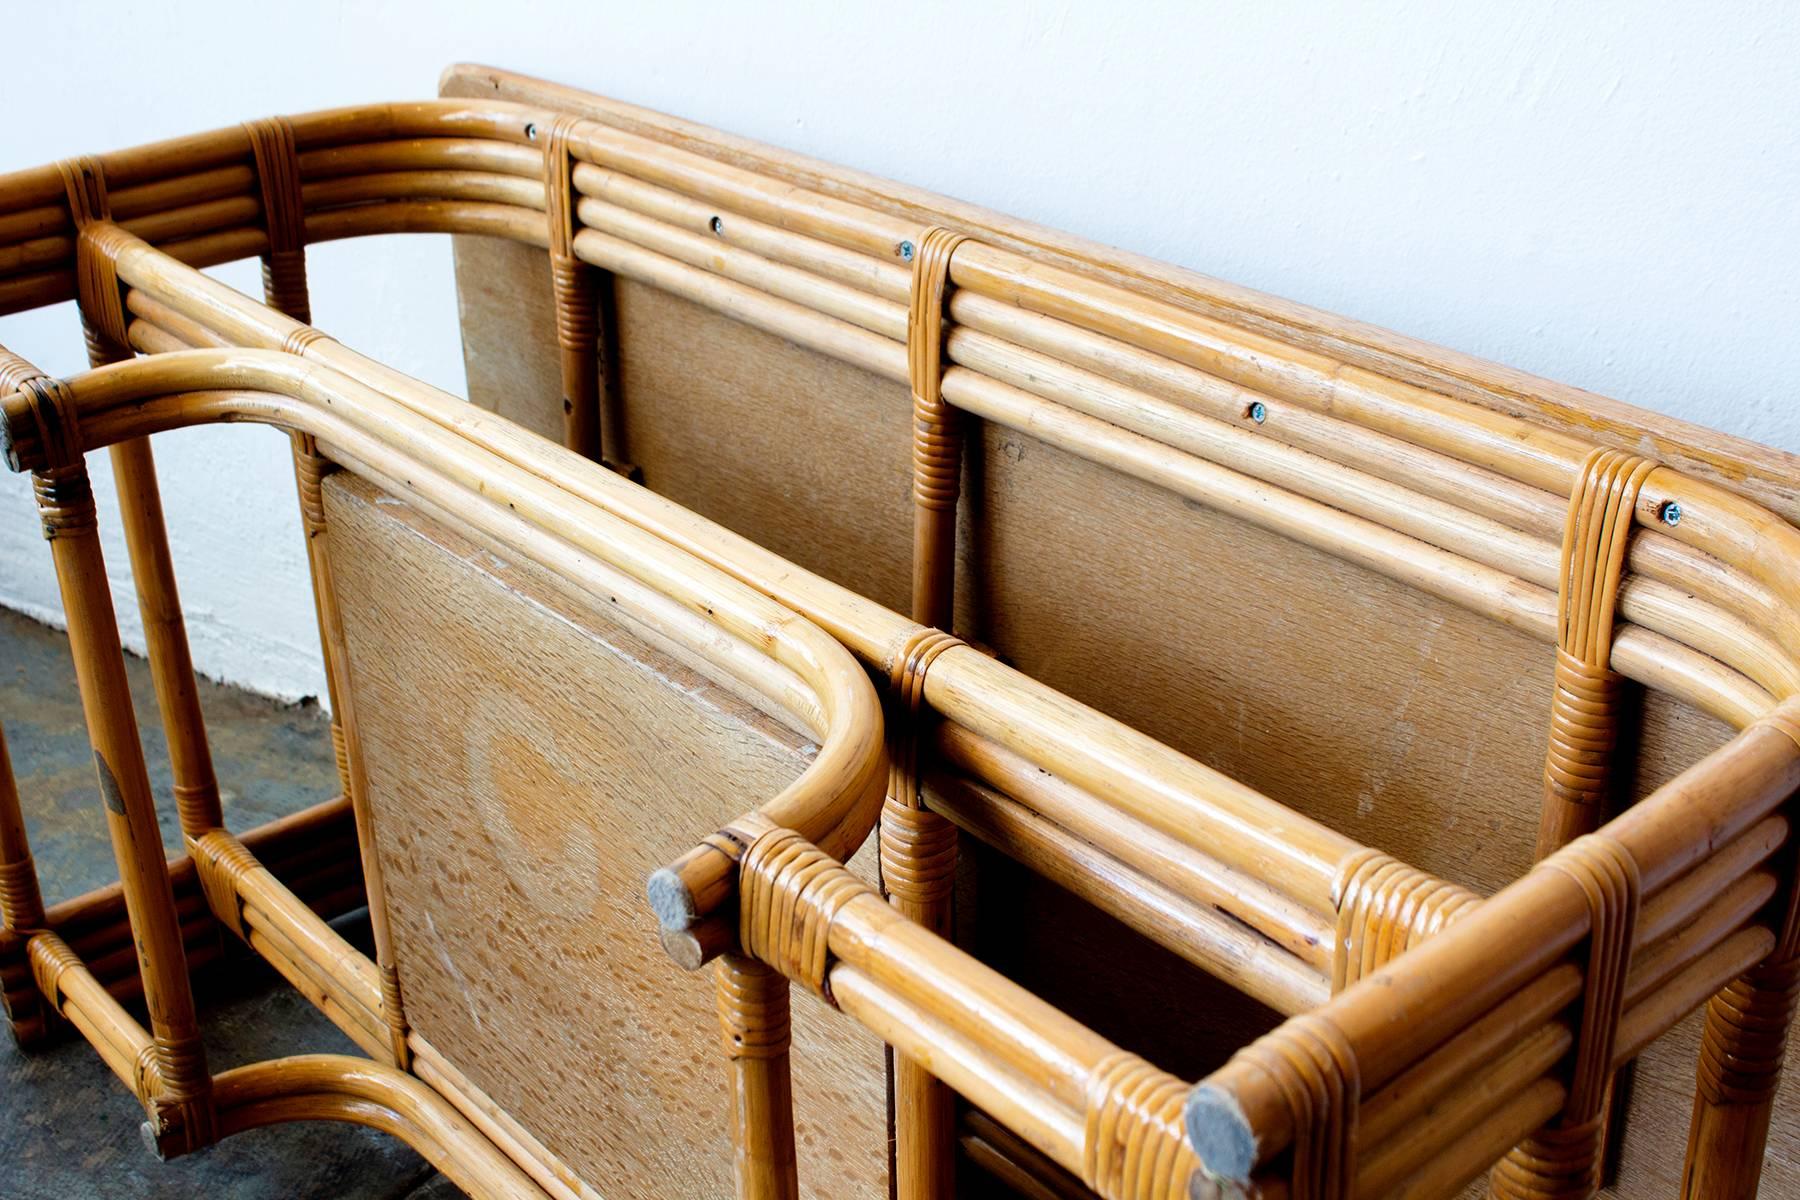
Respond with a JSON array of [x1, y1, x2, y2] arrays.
[[439, 67, 1800, 1198], [324, 473, 887, 1198], [450, 242, 1800, 1200]]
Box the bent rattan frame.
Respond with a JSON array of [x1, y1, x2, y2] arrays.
[[3, 71, 1800, 1199], [6, 214, 1375, 1200], [0, 332, 889, 1195]]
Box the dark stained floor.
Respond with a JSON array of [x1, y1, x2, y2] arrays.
[[0, 607, 462, 1199]]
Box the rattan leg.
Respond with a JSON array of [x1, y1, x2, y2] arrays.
[[34, 455, 215, 1155], [109, 436, 224, 838], [1680, 958, 1800, 1199], [716, 953, 799, 1200], [0, 722, 50, 1046], [83, 301, 224, 843], [544, 115, 603, 462], [882, 798, 958, 1199]]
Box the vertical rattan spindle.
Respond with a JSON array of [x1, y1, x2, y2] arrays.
[[0, 721, 50, 1046], [1681, 713, 1800, 1200], [109, 442, 224, 840], [291, 437, 412, 1070], [1489, 448, 1655, 1198], [0, 348, 52, 1045], [716, 954, 799, 1200], [59, 159, 225, 843], [1534, 448, 1656, 859], [543, 114, 603, 462], [880, 631, 963, 1200], [906, 227, 967, 633], [241, 120, 414, 1069], [886, 226, 969, 1200], [1681, 962, 1800, 1199], [244, 122, 368, 872], [24, 377, 214, 1154]]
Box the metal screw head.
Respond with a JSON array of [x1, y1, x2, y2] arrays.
[[1248, 401, 1267, 424], [524, 122, 538, 141], [1661, 501, 1683, 527], [898, 240, 916, 262], [709, 215, 724, 236]]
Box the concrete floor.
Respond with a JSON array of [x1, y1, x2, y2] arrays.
[[0, 607, 462, 1199]]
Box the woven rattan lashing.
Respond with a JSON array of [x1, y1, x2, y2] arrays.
[[906, 226, 967, 633], [1489, 835, 1639, 1198], [244, 116, 309, 323], [543, 113, 602, 462], [879, 626, 964, 1199], [1538, 447, 1659, 860]]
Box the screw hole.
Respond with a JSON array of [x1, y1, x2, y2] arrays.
[[524, 122, 538, 141], [898, 240, 915, 262], [1247, 401, 1267, 424], [709, 215, 724, 236], [1660, 501, 1683, 527]]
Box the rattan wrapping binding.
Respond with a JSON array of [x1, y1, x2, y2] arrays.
[[1331, 849, 1479, 992], [244, 117, 309, 323], [739, 827, 870, 1003], [1083, 1051, 1202, 1200], [57, 157, 129, 361], [907, 226, 968, 630], [1539, 448, 1659, 858], [1491, 835, 1639, 1197], [543, 113, 602, 461]]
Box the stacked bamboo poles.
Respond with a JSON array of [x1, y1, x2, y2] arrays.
[[2, 103, 1795, 719], [56, 230, 1504, 1200], [0, 342, 889, 1197], [1185, 704, 1800, 1198]]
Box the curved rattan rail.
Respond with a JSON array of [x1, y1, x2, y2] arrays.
[[6, 83, 1800, 1199], [2, 100, 1795, 729], [0, 339, 887, 1195]]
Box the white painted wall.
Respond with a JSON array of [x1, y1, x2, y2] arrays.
[[3, 2, 1797, 701]]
